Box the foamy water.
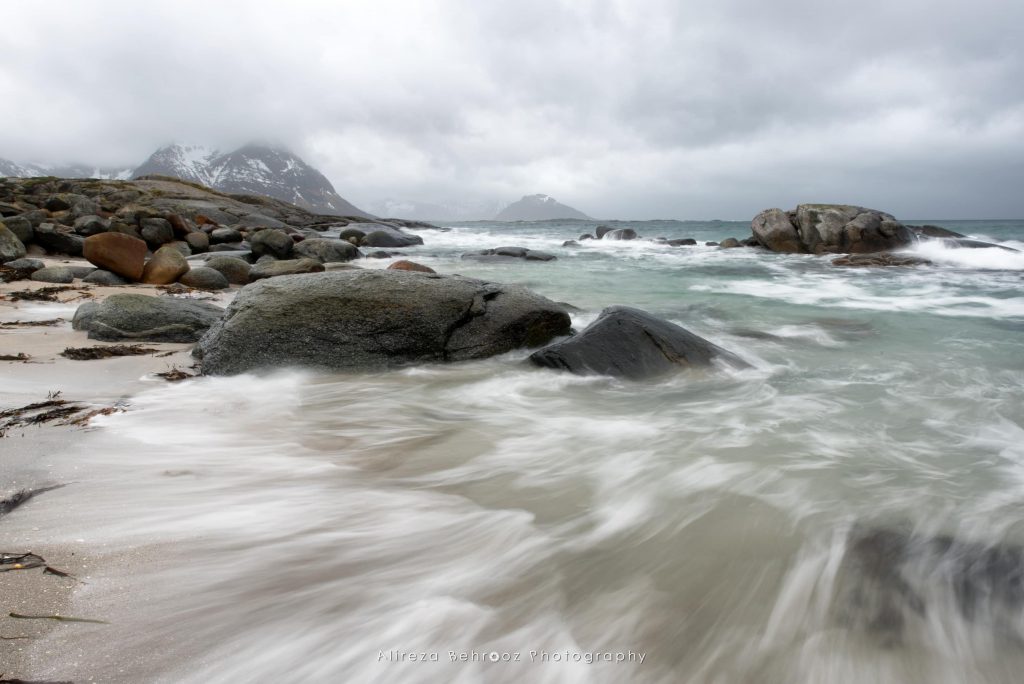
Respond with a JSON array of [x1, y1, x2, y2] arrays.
[[7, 219, 1024, 682]]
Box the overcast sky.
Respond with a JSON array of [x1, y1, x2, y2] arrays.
[[2, 0, 1022, 219]]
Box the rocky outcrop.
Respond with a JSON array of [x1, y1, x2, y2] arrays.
[[751, 204, 915, 254], [529, 306, 747, 380], [72, 294, 224, 342], [194, 270, 571, 375], [358, 225, 424, 248]]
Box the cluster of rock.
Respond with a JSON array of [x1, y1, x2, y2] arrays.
[[0, 176, 430, 288], [461, 246, 557, 262], [751, 204, 914, 254]]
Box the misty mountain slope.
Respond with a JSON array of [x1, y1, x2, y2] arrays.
[[495, 194, 591, 221], [132, 144, 372, 217], [0, 156, 132, 180], [366, 197, 506, 221]]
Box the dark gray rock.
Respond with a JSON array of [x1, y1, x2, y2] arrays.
[[179, 267, 231, 290], [2, 216, 34, 243], [529, 306, 747, 380], [832, 254, 933, 267], [248, 258, 325, 281], [705, 242, 719, 246], [195, 270, 572, 375], [30, 266, 75, 284], [602, 228, 637, 240], [3, 258, 44, 272], [0, 224, 27, 263], [667, 238, 697, 246], [32, 223, 84, 256], [562, 240, 580, 247], [461, 247, 558, 262], [338, 227, 366, 242], [719, 238, 741, 248], [210, 227, 243, 244], [579, 234, 594, 241], [72, 294, 224, 342], [911, 225, 965, 239], [209, 242, 248, 252], [360, 225, 424, 248], [203, 256, 252, 285], [83, 269, 129, 286], [140, 218, 175, 248], [250, 228, 294, 259], [73, 215, 110, 237], [294, 238, 361, 263], [595, 225, 613, 239], [68, 265, 97, 278]]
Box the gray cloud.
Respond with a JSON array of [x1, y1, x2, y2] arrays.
[[2, 0, 1022, 219]]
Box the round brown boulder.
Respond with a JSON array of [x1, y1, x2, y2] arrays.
[[387, 260, 435, 273], [83, 232, 148, 281], [142, 245, 190, 285]]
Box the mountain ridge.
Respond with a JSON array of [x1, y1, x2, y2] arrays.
[[494, 194, 591, 221]]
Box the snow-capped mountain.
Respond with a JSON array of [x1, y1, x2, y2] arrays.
[[1, 143, 371, 217], [133, 144, 371, 217], [494, 194, 591, 221], [365, 197, 506, 221]]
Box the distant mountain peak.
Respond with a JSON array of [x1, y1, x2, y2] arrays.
[[132, 143, 370, 217], [495, 194, 591, 221]]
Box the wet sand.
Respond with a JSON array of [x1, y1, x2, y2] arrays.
[[0, 268, 232, 680]]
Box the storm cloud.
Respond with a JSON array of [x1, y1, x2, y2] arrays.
[[2, 0, 1022, 219]]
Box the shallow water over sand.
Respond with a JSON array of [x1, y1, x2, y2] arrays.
[[7, 219, 1024, 682]]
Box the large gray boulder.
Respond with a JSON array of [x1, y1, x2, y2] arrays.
[[33, 223, 85, 256], [194, 270, 571, 375], [249, 228, 294, 260], [529, 306, 747, 380], [0, 223, 27, 263], [72, 294, 224, 343], [358, 225, 424, 248], [294, 238, 361, 263], [751, 204, 915, 254]]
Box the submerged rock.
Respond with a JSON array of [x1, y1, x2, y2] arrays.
[[832, 254, 933, 267], [73, 294, 224, 342], [194, 270, 571, 375], [461, 247, 557, 262], [602, 228, 637, 240], [529, 306, 747, 380]]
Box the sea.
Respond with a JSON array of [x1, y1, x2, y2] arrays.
[[9, 218, 1024, 683]]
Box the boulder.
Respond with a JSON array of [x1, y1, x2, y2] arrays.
[[33, 223, 84, 256], [667, 238, 697, 246], [338, 227, 366, 242], [141, 245, 189, 285], [579, 234, 594, 241], [248, 258, 325, 281], [185, 231, 210, 253], [359, 225, 424, 248], [562, 240, 580, 247], [719, 238, 741, 248], [3, 258, 44, 272], [911, 224, 965, 239], [294, 238, 360, 263], [210, 227, 243, 244], [83, 233, 147, 281], [0, 224, 27, 263], [194, 270, 572, 375], [2, 216, 34, 243], [751, 208, 802, 253], [529, 306, 747, 380], [140, 218, 175, 248], [30, 266, 75, 284], [204, 256, 252, 285], [83, 269, 129, 286], [179, 267, 230, 290], [73, 215, 110, 237], [387, 260, 435, 273], [250, 228, 294, 260], [73, 294, 224, 343], [595, 225, 613, 239], [602, 228, 637, 240], [705, 242, 719, 246], [752, 204, 915, 254]]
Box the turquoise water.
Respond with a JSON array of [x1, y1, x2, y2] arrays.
[[12, 219, 1024, 683]]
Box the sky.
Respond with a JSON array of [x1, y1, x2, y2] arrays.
[[1, 0, 1022, 219]]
